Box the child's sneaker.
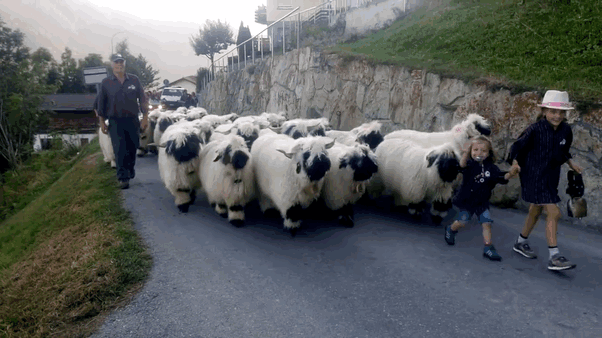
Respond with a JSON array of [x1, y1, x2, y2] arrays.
[[483, 245, 502, 261], [548, 254, 576, 271], [444, 225, 457, 245], [513, 242, 537, 259]]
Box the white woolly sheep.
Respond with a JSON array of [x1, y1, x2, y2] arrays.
[[259, 112, 287, 128], [320, 142, 379, 226], [370, 138, 461, 223], [200, 113, 239, 128], [153, 113, 179, 150], [213, 122, 260, 149], [198, 134, 255, 227], [98, 123, 116, 168], [186, 107, 208, 121], [280, 117, 331, 139], [251, 134, 335, 236], [325, 121, 384, 151], [154, 125, 203, 213], [384, 113, 491, 158]]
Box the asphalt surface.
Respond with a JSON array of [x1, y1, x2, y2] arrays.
[[91, 154, 602, 338]]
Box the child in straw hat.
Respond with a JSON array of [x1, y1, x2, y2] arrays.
[[507, 90, 583, 271]]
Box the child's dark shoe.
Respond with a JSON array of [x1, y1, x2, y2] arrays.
[[483, 245, 502, 261], [445, 225, 457, 245]]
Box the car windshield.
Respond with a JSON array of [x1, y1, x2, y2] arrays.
[[162, 89, 184, 95]]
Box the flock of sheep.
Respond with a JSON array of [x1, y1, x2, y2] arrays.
[[99, 106, 492, 236]]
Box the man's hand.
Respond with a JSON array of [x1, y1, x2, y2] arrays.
[[100, 119, 109, 134], [140, 115, 149, 132], [510, 159, 521, 175]]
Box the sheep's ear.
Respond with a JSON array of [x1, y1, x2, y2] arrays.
[[269, 126, 281, 132], [276, 148, 295, 159], [324, 139, 336, 149], [339, 158, 348, 169], [426, 151, 439, 168], [213, 152, 222, 162]]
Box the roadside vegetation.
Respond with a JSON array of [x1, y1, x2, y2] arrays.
[[0, 139, 152, 337], [333, 0, 602, 103]]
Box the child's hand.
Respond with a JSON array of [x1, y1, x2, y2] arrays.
[[569, 160, 583, 175]]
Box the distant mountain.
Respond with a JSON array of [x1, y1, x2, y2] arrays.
[[0, 0, 218, 85]]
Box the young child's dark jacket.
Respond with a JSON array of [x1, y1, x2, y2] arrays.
[[453, 158, 509, 215]]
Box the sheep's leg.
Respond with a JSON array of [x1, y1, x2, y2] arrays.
[[430, 200, 452, 225], [189, 190, 197, 205], [110, 160, 116, 168], [284, 203, 304, 237], [136, 147, 147, 157], [175, 188, 193, 213], [215, 203, 228, 218], [337, 204, 355, 228], [228, 204, 245, 228]]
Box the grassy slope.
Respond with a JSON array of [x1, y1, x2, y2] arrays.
[[0, 139, 152, 337], [333, 0, 602, 103]]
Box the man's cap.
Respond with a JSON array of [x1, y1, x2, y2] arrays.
[[112, 53, 125, 62]]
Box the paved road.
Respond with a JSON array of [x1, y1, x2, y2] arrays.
[[92, 155, 602, 338]]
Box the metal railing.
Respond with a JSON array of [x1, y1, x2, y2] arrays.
[[199, 0, 378, 91]]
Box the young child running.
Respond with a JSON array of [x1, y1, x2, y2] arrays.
[[445, 135, 519, 261], [507, 90, 583, 271]]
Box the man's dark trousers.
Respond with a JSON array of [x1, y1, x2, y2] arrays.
[[108, 116, 140, 182]]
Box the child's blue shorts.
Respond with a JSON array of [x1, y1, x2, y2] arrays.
[[456, 209, 494, 224]]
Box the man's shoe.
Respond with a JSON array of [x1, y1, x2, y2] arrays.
[[129, 169, 135, 179], [483, 245, 502, 261], [119, 180, 130, 189], [444, 225, 457, 245], [548, 254, 576, 271], [513, 242, 537, 259]]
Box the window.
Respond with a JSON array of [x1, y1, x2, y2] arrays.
[[80, 138, 89, 146]]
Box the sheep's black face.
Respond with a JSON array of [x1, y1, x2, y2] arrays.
[[435, 153, 461, 183], [159, 118, 173, 132], [340, 152, 379, 182], [360, 131, 384, 150], [304, 151, 331, 182], [150, 120, 157, 133], [310, 126, 326, 137], [231, 150, 249, 170], [474, 121, 491, 136], [165, 134, 201, 163], [291, 130, 305, 139], [238, 130, 259, 149], [203, 130, 212, 145]]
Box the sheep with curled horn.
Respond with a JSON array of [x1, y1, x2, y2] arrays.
[[326, 120, 385, 151], [213, 122, 261, 149], [150, 125, 203, 213], [320, 142, 379, 227], [251, 135, 336, 236], [280, 118, 332, 139], [367, 138, 461, 224], [384, 113, 491, 158], [98, 119, 116, 168], [198, 134, 255, 227], [200, 113, 239, 128]]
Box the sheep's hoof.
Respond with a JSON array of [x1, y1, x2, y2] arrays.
[[229, 219, 245, 228], [189, 191, 197, 205], [338, 215, 354, 228], [430, 215, 444, 225], [177, 203, 190, 213]]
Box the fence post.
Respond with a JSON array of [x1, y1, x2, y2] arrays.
[[252, 38, 255, 64], [282, 19, 285, 55], [261, 35, 264, 61], [271, 26, 274, 67], [244, 44, 247, 68], [297, 13, 300, 50]]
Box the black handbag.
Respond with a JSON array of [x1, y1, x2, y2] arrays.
[[566, 170, 587, 218]]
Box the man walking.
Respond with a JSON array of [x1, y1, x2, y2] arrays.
[[97, 53, 148, 189]]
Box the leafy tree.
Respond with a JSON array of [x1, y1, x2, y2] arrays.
[[114, 39, 160, 89], [0, 17, 56, 171], [236, 22, 253, 63], [57, 47, 86, 93], [196, 67, 211, 92], [190, 19, 234, 77], [31, 47, 61, 88]]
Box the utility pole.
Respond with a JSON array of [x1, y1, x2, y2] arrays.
[[111, 31, 126, 56]]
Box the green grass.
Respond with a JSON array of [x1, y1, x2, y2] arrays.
[[0, 139, 152, 337], [332, 0, 602, 102]]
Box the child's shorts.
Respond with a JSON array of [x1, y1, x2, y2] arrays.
[[456, 209, 494, 224]]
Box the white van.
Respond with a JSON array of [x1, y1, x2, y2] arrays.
[[160, 87, 186, 109]]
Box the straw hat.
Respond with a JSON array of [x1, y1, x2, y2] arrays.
[[538, 90, 574, 110]]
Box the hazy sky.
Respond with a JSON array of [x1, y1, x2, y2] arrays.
[[87, 0, 268, 38]]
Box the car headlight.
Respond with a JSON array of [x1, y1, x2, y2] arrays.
[[148, 104, 153, 109]]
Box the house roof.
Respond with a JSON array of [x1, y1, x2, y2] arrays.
[[39, 94, 97, 112], [170, 76, 197, 85]]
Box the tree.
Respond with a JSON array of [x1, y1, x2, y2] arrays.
[[114, 39, 160, 89], [236, 22, 253, 63], [57, 47, 86, 93], [190, 19, 234, 78], [0, 17, 56, 171], [196, 67, 211, 92]]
